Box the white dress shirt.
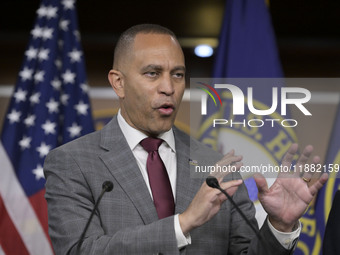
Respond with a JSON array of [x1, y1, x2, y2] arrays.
[[117, 110, 300, 250], [117, 110, 190, 248]]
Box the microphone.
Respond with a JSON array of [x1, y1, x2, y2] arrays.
[[206, 176, 260, 239], [102, 180, 114, 192], [76, 181, 114, 255]]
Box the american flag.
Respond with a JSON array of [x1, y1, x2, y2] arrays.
[[0, 0, 94, 254]]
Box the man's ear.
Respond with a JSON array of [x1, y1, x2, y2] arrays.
[[108, 69, 125, 98]]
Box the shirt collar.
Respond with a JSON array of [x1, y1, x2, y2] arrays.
[[117, 110, 176, 152]]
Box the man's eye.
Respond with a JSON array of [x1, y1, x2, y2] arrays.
[[145, 72, 158, 77], [173, 72, 184, 78]]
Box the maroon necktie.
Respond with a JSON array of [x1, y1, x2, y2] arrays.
[[140, 137, 175, 219]]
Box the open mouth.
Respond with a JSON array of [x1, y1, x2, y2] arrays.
[[158, 104, 174, 115]]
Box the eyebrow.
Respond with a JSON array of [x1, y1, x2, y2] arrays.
[[172, 66, 186, 73], [141, 65, 163, 73]]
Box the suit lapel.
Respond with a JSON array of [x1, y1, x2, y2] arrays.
[[98, 119, 199, 221], [174, 128, 201, 214], [99, 117, 159, 224]]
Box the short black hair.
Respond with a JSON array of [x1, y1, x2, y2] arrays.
[[113, 24, 178, 69]]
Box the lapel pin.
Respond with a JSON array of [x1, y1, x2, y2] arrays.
[[189, 159, 198, 166]]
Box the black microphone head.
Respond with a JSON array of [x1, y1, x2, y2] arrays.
[[102, 181, 114, 192], [206, 176, 219, 189]]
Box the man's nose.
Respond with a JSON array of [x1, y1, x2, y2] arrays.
[[158, 74, 175, 96]]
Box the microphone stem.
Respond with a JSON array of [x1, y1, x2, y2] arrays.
[[216, 186, 260, 239], [76, 188, 107, 255]]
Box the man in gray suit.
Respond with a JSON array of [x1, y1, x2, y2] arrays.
[[44, 24, 328, 254]]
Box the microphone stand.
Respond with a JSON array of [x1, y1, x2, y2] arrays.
[[206, 176, 260, 239], [76, 181, 113, 255]]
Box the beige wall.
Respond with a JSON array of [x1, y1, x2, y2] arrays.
[[0, 96, 10, 133]]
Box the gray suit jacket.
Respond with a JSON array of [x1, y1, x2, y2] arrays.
[[323, 190, 340, 255], [44, 116, 294, 254]]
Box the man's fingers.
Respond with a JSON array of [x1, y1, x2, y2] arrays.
[[213, 162, 243, 181], [281, 144, 317, 179], [211, 152, 243, 180], [296, 145, 314, 174], [309, 173, 328, 196], [253, 173, 269, 194], [217, 179, 243, 200], [281, 143, 298, 167], [301, 155, 321, 182], [216, 154, 242, 167], [219, 179, 243, 191], [312, 155, 321, 165], [226, 149, 234, 156]]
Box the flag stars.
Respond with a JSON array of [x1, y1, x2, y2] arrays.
[[47, 7, 58, 19], [36, 142, 51, 158], [32, 164, 45, 180], [37, 5, 58, 19], [42, 27, 54, 40], [34, 70, 45, 83], [24, 114, 36, 127], [19, 136, 32, 150], [29, 92, 40, 105], [45, 6, 58, 19], [61, 94, 69, 105], [74, 30, 81, 41], [68, 123, 82, 138], [31, 26, 43, 39], [74, 101, 89, 115], [55, 59, 62, 70], [31, 26, 54, 40], [25, 47, 38, 61], [14, 89, 27, 103], [62, 69, 76, 84], [51, 78, 62, 90], [68, 49, 82, 63], [38, 48, 50, 61], [7, 110, 21, 124], [42, 120, 56, 135], [80, 83, 89, 93], [59, 19, 70, 31], [62, 0, 75, 10], [46, 98, 59, 113], [3, 0, 94, 192], [36, 6, 47, 17], [19, 67, 33, 81]]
